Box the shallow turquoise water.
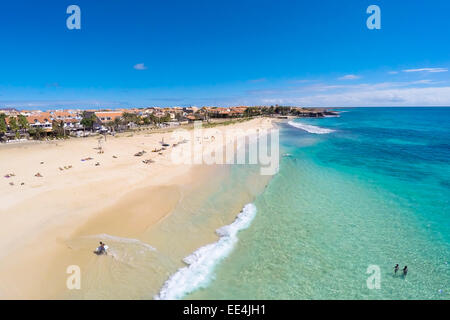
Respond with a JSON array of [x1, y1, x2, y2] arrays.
[[187, 107, 450, 299]]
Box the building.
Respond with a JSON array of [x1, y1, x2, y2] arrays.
[[94, 111, 124, 124], [26, 115, 53, 132]]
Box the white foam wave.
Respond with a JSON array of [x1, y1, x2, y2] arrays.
[[155, 203, 257, 300], [288, 121, 335, 134]]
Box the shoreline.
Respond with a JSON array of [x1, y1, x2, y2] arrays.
[[155, 203, 258, 300], [0, 117, 276, 299]]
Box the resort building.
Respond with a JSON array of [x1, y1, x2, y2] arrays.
[[26, 116, 53, 132], [94, 111, 124, 124]]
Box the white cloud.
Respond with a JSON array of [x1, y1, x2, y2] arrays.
[[338, 74, 360, 80], [388, 71, 399, 74], [133, 63, 148, 70], [402, 67, 448, 73], [248, 79, 440, 96], [260, 86, 450, 107], [411, 79, 434, 84]]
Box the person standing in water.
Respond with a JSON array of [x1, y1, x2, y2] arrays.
[[394, 264, 399, 274], [97, 241, 107, 255], [402, 266, 408, 277]]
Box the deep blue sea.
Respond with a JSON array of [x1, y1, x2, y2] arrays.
[[186, 107, 450, 299]]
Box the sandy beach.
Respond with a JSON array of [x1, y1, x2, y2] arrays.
[[0, 117, 275, 299]]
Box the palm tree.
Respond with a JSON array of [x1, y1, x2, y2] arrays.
[[113, 117, 122, 131], [8, 117, 20, 139], [80, 112, 97, 131], [52, 120, 65, 138], [30, 126, 44, 140], [0, 113, 7, 137], [17, 115, 29, 132]]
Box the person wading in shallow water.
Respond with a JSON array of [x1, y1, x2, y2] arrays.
[[95, 241, 107, 255], [394, 264, 399, 274], [402, 266, 408, 277]]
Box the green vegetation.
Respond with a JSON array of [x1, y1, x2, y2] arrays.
[[0, 113, 7, 135], [28, 127, 44, 140], [244, 107, 262, 117], [8, 117, 20, 139], [203, 118, 251, 128], [142, 116, 152, 125], [52, 120, 66, 138], [80, 112, 97, 129], [122, 112, 141, 124], [17, 114, 29, 130]]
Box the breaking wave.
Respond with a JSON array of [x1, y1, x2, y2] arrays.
[[288, 121, 335, 134], [155, 203, 257, 300]]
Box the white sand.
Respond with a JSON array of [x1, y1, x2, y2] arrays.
[[0, 117, 275, 299]]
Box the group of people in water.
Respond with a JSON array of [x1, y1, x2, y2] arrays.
[[394, 264, 408, 277]]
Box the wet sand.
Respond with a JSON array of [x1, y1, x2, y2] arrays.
[[0, 118, 275, 299]]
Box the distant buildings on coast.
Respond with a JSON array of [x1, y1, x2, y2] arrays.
[[0, 105, 338, 142]]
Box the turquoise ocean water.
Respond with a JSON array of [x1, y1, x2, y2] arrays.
[[182, 107, 449, 299]]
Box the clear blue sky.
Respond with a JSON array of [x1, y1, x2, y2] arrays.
[[0, 0, 449, 108]]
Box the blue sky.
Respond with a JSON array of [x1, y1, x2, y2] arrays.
[[0, 0, 449, 108]]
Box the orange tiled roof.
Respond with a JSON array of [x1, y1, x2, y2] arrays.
[[26, 116, 51, 124], [94, 111, 123, 116], [30, 112, 51, 118], [63, 118, 79, 123], [95, 111, 123, 123], [52, 111, 72, 118]]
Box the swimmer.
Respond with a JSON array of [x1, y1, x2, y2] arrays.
[[394, 264, 399, 274], [402, 265, 408, 277]]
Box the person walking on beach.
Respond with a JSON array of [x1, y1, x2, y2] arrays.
[[402, 266, 408, 277], [394, 264, 399, 274]]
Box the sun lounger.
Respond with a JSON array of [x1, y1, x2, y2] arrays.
[[134, 150, 147, 157]]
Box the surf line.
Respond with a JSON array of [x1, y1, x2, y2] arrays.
[[287, 120, 335, 134], [155, 203, 257, 300]]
